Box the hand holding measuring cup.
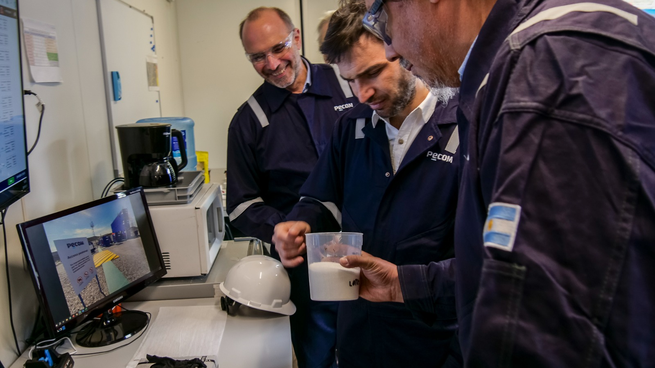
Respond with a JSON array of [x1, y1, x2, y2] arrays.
[[305, 232, 363, 301]]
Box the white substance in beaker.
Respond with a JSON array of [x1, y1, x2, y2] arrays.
[[308, 262, 360, 301]]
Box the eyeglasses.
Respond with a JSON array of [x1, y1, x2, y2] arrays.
[[245, 31, 295, 64], [363, 0, 391, 45]]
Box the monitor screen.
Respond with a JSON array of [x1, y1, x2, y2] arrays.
[[17, 188, 166, 346], [0, 0, 29, 210]]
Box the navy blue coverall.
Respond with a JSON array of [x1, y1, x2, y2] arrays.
[[226, 59, 358, 368], [399, 0, 655, 366], [287, 95, 461, 368]]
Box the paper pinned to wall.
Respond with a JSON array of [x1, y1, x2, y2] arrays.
[[146, 55, 159, 91], [21, 18, 62, 83], [126, 305, 227, 368]]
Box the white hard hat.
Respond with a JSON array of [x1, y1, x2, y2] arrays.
[[219, 255, 296, 316]]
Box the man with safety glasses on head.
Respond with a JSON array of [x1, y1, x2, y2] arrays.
[[339, 0, 655, 366], [226, 7, 358, 368]]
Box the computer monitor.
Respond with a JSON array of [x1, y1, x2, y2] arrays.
[[0, 0, 30, 210], [17, 188, 167, 347]]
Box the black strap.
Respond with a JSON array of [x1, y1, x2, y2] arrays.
[[146, 355, 207, 368]]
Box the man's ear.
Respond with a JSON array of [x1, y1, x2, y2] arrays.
[[293, 27, 301, 43]]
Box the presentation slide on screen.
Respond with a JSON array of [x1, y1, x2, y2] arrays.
[[43, 197, 151, 319]]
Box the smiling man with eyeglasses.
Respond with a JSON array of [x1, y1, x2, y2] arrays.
[[243, 28, 301, 91], [227, 7, 359, 368]]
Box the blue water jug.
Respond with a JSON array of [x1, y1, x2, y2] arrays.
[[137, 117, 198, 171]]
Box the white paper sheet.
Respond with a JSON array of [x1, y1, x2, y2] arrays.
[[21, 18, 62, 83], [126, 306, 226, 368]]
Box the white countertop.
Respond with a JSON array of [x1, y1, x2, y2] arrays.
[[11, 240, 292, 368]]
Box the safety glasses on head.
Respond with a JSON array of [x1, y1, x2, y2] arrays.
[[363, 0, 391, 45], [245, 31, 295, 64]]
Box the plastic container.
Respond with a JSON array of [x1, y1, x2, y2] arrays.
[[137, 117, 198, 171], [196, 151, 209, 183], [305, 232, 363, 301]]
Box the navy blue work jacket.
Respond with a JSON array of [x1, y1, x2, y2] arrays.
[[399, 0, 655, 366], [287, 97, 461, 368], [226, 61, 358, 244]]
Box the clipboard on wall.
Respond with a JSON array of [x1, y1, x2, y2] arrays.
[[97, 0, 162, 177]]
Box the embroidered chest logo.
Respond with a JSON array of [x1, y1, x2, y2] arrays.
[[426, 126, 459, 164], [334, 102, 354, 112], [426, 151, 454, 164]]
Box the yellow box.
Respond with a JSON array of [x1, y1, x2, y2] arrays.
[[196, 151, 209, 183]]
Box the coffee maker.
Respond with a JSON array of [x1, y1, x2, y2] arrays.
[[116, 123, 187, 189]]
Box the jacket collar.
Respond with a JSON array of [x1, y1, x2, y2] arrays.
[[459, 0, 524, 122], [261, 57, 335, 112]]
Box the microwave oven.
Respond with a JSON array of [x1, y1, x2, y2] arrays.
[[148, 183, 225, 277]]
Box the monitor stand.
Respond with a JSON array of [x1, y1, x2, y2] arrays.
[[75, 309, 148, 347]]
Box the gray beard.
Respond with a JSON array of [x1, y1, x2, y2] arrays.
[[429, 87, 458, 104], [401, 57, 458, 104]]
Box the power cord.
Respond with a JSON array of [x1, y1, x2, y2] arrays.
[[101, 177, 125, 198], [25, 306, 46, 347], [24, 90, 45, 155], [28, 337, 77, 360], [1, 207, 21, 355]]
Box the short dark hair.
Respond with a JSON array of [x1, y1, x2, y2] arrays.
[[320, 0, 382, 64], [239, 7, 295, 40]]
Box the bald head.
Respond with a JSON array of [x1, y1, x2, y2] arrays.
[[239, 7, 294, 41]]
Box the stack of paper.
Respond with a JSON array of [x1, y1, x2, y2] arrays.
[[126, 306, 227, 368]]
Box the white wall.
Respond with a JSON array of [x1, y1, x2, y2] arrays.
[[302, 0, 339, 64], [1, 0, 112, 364], [0, 0, 184, 366], [121, 0, 185, 118]]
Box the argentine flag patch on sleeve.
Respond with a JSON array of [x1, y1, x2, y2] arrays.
[[483, 202, 521, 252]]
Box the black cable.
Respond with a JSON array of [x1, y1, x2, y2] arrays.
[[224, 223, 233, 241], [299, 0, 305, 56], [101, 178, 124, 198], [24, 90, 45, 156], [25, 306, 45, 347], [1, 207, 21, 355]]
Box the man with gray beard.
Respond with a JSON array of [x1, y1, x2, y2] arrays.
[[339, 0, 655, 366], [272, 1, 462, 366]]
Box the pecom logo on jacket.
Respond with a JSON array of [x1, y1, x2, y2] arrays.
[[334, 103, 354, 112], [426, 151, 454, 164]]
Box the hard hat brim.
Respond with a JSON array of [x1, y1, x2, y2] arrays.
[[219, 282, 297, 316]]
